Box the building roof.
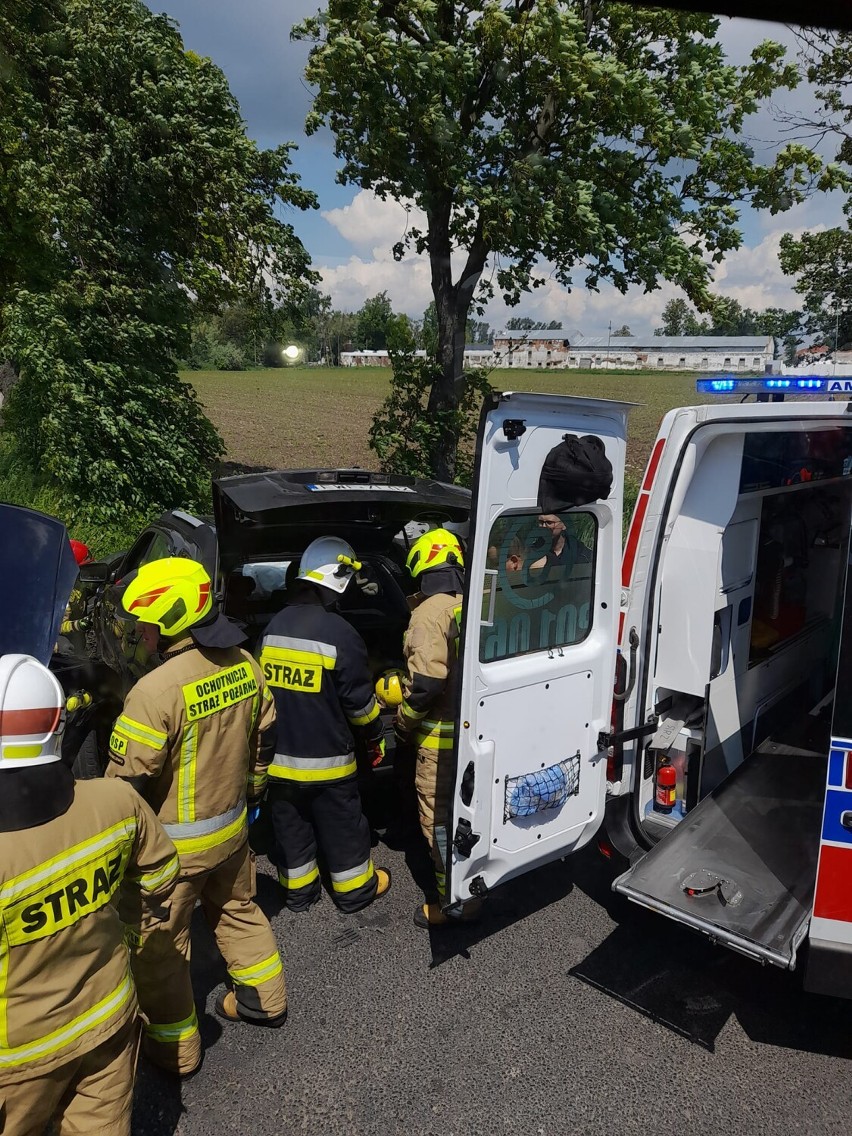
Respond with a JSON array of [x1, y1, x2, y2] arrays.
[[492, 330, 773, 350], [572, 334, 772, 350]]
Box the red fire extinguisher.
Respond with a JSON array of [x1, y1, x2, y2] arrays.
[[655, 758, 677, 814]]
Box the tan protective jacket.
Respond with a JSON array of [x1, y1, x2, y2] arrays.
[[0, 778, 179, 1085], [106, 638, 275, 875], [396, 592, 462, 749]]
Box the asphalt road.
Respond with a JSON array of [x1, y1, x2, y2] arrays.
[[132, 802, 852, 1136]]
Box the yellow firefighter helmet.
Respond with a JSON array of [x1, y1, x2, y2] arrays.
[[375, 669, 404, 707], [405, 527, 464, 579], [121, 558, 213, 638]]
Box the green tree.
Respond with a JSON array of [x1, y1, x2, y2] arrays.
[[356, 291, 394, 350], [0, 0, 316, 523], [655, 298, 704, 336], [505, 317, 563, 330], [779, 32, 852, 351], [466, 319, 491, 344], [295, 1, 831, 479], [612, 324, 632, 336]]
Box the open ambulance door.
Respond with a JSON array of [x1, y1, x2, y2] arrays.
[[445, 391, 630, 907], [807, 549, 852, 998]]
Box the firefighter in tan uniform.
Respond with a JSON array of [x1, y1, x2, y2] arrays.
[[0, 652, 180, 1136], [395, 528, 480, 928], [105, 558, 287, 1077]]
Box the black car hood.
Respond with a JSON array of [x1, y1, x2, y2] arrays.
[[0, 504, 79, 663], [213, 469, 470, 574]]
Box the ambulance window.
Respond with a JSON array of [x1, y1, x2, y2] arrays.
[[481, 511, 597, 662]]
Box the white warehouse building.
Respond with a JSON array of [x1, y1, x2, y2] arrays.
[[492, 331, 775, 372]]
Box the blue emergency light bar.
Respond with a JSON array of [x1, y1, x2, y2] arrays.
[[696, 376, 852, 395]]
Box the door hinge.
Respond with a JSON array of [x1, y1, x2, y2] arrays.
[[453, 819, 480, 858], [597, 720, 658, 752], [502, 418, 526, 440], [469, 875, 488, 899]]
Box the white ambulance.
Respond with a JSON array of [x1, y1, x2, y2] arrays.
[[447, 378, 852, 997]]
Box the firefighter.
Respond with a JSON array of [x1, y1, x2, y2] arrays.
[[105, 558, 287, 1078], [0, 652, 180, 1135], [258, 536, 391, 913], [395, 527, 480, 928]]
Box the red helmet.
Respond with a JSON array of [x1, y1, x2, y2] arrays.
[[69, 539, 92, 566]]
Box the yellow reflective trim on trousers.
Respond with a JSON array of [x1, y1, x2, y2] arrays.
[[145, 1006, 199, 1044], [0, 972, 134, 1070], [127, 853, 180, 894], [228, 951, 283, 988], [178, 724, 198, 825], [268, 759, 357, 784], [279, 865, 320, 890], [115, 715, 167, 749], [331, 862, 375, 894], [417, 736, 455, 750], [0, 819, 137, 904], [170, 807, 247, 856]]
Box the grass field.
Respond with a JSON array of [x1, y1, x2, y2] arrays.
[[189, 366, 725, 482]]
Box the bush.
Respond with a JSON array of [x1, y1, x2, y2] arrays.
[[219, 342, 246, 371], [2, 286, 222, 525]]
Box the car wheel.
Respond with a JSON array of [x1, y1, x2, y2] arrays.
[[71, 726, 105, 780]]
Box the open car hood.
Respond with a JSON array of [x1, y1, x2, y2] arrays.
[[213, 469, 471, 574], [0, 504, 79, 663]]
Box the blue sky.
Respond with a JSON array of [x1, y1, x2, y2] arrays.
[[148, 1, 846, 335]]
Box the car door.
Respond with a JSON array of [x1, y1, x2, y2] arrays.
[[95, 528, 174, 686], [446, 391, 631, 906]]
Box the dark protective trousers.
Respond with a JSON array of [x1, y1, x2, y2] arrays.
[[267, 778, 378, 913]]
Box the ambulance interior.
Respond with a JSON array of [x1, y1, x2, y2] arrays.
[[616, 422, 852, 968]]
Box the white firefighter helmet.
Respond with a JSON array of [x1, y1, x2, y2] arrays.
[[0, 654, 65, 770], [298, 536, 362, 595]]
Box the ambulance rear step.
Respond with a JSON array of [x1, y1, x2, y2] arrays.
[[613, 741, 826, 969]]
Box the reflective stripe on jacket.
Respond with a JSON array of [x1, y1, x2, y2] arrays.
[[0, 779, 178, 1084], [396, 592, 462, 739], [259, 599, 383, 785], [106, 638, 275, 874]]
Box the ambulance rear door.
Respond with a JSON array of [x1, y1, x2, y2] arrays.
[[446, 391, 630, 907]]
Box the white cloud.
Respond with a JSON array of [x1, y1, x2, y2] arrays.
[[323, 191, 426, 255], [316, 188, 843, 334]]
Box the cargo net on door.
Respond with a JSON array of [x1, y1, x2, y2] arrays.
[[504, 752, 581, 822]]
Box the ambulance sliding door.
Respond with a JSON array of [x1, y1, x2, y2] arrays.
[[446, 392, 630, 907]]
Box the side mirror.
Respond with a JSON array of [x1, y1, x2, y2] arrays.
[[77, 560, 112, 587]]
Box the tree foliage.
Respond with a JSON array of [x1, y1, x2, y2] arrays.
[[295, 0, 833, 478], [779, 32, 852, 351], [612, 324, 631, 336], [355, 291, 395, 350], [368, 349, 492, 486], [505, 318, 563, 330], [0, 0, 316, 522], [655, 296, 801, 348]]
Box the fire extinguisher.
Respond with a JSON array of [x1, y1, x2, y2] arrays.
[[654, 757, 677, 814]]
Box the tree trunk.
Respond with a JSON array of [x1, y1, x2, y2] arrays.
[[426, 201, 488, 482]]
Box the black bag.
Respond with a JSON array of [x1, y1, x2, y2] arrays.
[[538, 434, 613, 512]]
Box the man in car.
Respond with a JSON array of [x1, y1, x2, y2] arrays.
[[106, 557, 288, 1076], [529, 513, 592, 579], [258, 536, 392, 913], [395, 527, 480, 928]]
